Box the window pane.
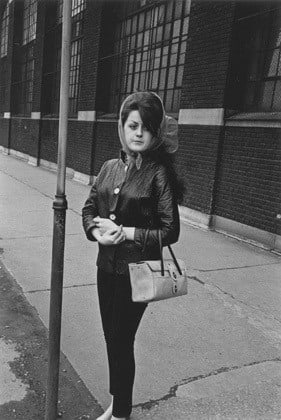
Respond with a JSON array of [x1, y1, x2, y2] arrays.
[[176, 65, 184, 86], [167, 67, 176, 88], [272, 80, 281, 110], [182, 17, 189, 35], [159, 68, 166, 89], [170, 53, 177, 66], [0, 3, 9, 57], [173, 19, 181, 38], [232, 5, 281, 112], [263, 48, 279, 77], [23, 0, 37, 45], [156, 26, 163, 43], [258, 81, 275, 111], [151, 69, 159, 89], [139, 72, 146, 90], [175, 1, 183, 20], [184, 0, 191, 15]]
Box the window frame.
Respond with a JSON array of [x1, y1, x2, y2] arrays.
[[105, 0, 191, 116], [227, 3, 281, 119], [0, 1, 9, 58], [41, 0, 85, 117], [22, 0, 37, 46]]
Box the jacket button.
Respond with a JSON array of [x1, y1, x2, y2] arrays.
[[109, 214, 116, 221], [114, 187, 120, 194]]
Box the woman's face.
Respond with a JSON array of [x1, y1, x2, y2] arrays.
[[123, 110, 155, 153]]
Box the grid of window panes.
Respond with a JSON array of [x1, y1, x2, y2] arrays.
[[109, 0, 191, 113], [69, 38, 83, 114], [41, 0, 85, 115], [236, 5, 281, 112], [57, 0, 86, 22], [23, 0, 37, 45], [14, 44, 34, 115], [44, 0, 85, 115], [42, 35, 62, 115], [0, 2, 9, 58]]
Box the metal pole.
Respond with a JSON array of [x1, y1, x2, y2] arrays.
[[45, 1, 71, 419]]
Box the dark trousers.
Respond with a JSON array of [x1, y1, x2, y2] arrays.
[[97, 268, 147, 418]]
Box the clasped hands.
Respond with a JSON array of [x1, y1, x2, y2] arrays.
[[92, 216, 126, 246]]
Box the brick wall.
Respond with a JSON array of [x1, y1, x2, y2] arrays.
[[0, 58, 8, 114], [180, 1, 235, 109], [40, 119, 96, 174], [10, 118, 40, 157], [214, 127, 281, 234], [78, 0, 103, 112], [94, 121, 119, 174], [178, 1, 235, 216], [177, 125, 223, 213], [0, 118, 10, 147], [66, 120, 95, 174], [40, 119, 58, 163]]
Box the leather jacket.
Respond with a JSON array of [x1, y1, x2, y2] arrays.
[[82, 152, 180, 274]]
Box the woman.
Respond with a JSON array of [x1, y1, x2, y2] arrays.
[[82, 91, 183, 420]]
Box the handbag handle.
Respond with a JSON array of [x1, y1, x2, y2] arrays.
[[158, 230, 182, 276], [142, 229, 182, 277]]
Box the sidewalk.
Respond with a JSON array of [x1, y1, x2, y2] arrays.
[[1, 152, 281, 419]]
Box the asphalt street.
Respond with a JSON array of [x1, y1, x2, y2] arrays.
[[1, 152, 281, 419]]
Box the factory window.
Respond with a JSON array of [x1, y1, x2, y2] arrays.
[[0, 2, 9, 58], [23, 0, 37, 45], [231, 3, 281, 112], [13, 44, 34, 115], [108, 0, 191, 113], [42, 0, 85, 116]]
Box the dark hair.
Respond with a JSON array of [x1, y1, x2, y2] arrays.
[[121, 92, 163, 137], [150, 145, 185, 204], [121, 91, 184, 203]]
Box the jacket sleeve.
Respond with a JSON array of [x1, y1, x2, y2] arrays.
[[82, 162, 107, 241], [134, 165, 180, 249]]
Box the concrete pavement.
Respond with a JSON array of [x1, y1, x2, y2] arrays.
[[1, 152, 281, 419]]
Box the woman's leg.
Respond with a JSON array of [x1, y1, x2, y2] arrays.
[[97, 269, 147, 418]]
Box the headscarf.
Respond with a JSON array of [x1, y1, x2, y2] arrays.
[[118, 92, 178, 168]]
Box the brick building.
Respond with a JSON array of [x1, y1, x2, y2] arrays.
[[0, 0, 280, 251]]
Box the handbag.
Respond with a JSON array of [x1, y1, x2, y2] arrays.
[[129, 230, 187, 303]]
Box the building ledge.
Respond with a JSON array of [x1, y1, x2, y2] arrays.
[[225, 111, 281, 128]]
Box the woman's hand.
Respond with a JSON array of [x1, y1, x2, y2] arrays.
[[91, 226, 126, 246], [93, 217, 118, 235]]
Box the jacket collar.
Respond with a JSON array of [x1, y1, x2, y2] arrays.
[[120, 150, 151, 170]]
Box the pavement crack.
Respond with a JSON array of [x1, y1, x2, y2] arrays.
[[209, 283, 281, 325], [25, 282, 97, 294], [177, 358, 281, 387], [134, 358, 281, 411], [188, 275, 281, 325], [188, 275, 205, 285], [199, 261, 281, 273]]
